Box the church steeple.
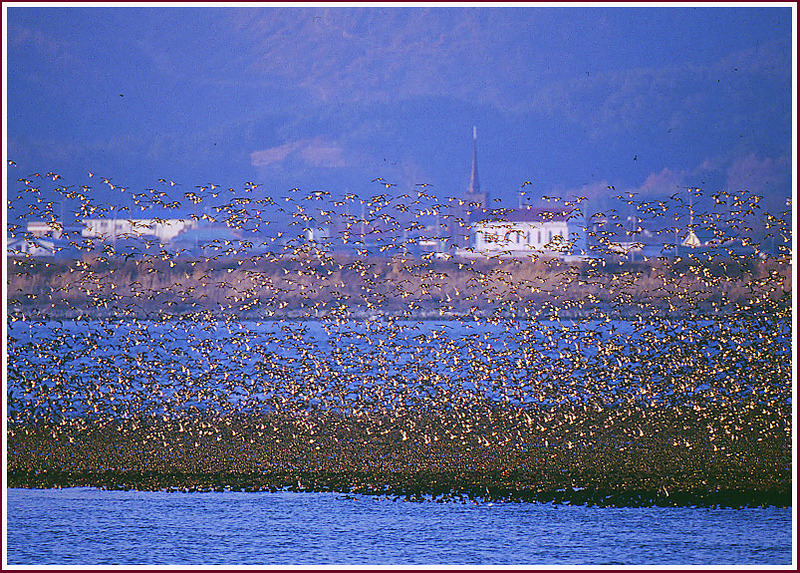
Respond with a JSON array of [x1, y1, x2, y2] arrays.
[[449, 125, 488, 250], [465, 125, 487, 209], [468, 126, 480, 197]]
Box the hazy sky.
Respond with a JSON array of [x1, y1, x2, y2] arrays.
[[4, 3, 795, 223]]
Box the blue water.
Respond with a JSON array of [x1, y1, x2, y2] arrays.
[[5, 488, 793, 565], [6, 316, 793, 565], [8, 315, 790, 421]]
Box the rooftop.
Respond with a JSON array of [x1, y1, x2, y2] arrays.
[[473, 207, 572, 224]]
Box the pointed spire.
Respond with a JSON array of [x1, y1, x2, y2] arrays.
[[451, 125, 488, 250], [468, 125, 481, 198]]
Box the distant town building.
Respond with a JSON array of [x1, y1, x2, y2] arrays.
[[81, 218, 197, 244], [26, 221, 83, 239], [460, 207, 579, 258], [7, 236, 58, 257], [449, 126, 489, 250], [27, 221, 62, 238], [21, 217, 201, 258], [27, 217, 198, 244], [465, 126, 488, 210], [168, 224, 244, 256], [681, 229, 701, 248], [6, 234, 80, 258], [304, 225, 331, 245]]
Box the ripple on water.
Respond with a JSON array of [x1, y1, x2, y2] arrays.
[[5, 488, 793, 566]]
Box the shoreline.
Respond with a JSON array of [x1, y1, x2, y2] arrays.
[[7, 470, 790, 509]]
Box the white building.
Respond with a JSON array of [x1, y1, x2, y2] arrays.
[[7, 236, 58, 257], [27, 221, 65, 239], [460, 207, 582, 258], [304, 225, 331, 244], [81, 218, 197, 244]]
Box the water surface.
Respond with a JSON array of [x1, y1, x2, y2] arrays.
[[6, 487, 793, 566]]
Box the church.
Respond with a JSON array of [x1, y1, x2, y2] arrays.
[[451, 127, 582, 259], [467, 207, 575, 257]]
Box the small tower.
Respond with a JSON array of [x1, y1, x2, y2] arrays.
[[465, 126, 488, 209], [450, 126, 488, 250]]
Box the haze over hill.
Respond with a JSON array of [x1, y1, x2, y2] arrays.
[[5, 5, 793, 231]]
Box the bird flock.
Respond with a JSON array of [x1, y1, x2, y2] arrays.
[[5, 165, 793, 507]]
